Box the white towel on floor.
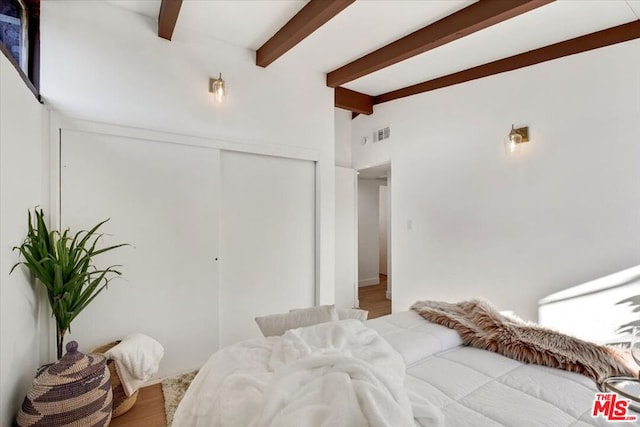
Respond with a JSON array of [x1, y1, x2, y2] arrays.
[[104, 333, 164, 396]]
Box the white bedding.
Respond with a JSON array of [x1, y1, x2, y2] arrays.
[[174, 312, 637, 426], [367, 311, 634, 427], [172, 319, 435, 427]]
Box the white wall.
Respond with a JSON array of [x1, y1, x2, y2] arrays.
[[41, 2, 333, 154], [538, 265, 640, 344], [335, 167, 357, 308], [351, 40, 640, 321], [358, 179, 380, 286], [335, 109, 352, 167], [40, 0, 335, 366], [0, 54, 47, 425], [379, 184, 388, 275]]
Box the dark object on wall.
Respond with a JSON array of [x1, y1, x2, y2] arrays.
[[0, 0, 26, 69], [17, 341, 113, 427], [0, 0, 39, 98]]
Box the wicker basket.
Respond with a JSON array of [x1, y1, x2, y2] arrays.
[[92, 341, 139, 417], [17, 341, 112, 427]]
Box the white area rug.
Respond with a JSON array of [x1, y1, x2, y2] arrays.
[[161, 370, 197, 426]]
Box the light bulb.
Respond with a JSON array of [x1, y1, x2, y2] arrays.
[[209, 73, 226, 103], [504, 125, 523, 155], [508, 125, 522, 145], [213, 85, 225, 103]]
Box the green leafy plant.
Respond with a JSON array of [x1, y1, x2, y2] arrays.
[[11, 208, 127, 359]]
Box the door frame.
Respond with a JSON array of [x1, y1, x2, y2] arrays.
[[355, 161, 392, 308]]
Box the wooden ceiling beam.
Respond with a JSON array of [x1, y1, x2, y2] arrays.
[[335, 87, 374, 115], [375, 20, 640, 105], [257, 0, 356, 68], [326, 0, 554, 88], [158, 0, 183, 41]]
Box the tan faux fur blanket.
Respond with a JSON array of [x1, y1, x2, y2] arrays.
[[411, 299, 638, 384]]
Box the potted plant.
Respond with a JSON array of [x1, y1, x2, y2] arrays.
[[11, 208, 127, 359]]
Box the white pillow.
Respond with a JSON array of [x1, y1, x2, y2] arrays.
[[289, 305, 368, 321], [336, 308, 368, 321], [255, 305, 339, 337]]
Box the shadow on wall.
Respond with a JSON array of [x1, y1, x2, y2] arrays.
[[616, 295, 640, 336], [538, 267, 640, 345]]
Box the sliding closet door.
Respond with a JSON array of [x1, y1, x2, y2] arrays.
[[220, 151, 316, 346], [60, 129, 220, 377]]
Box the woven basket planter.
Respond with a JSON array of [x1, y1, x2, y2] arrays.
[[92, 341, 139, 417], [17, 341, 112, 427]]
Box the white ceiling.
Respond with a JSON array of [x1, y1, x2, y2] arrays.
[[105, 0, 640, 96], [344, 0, 639, 94], [105, 0, 306, 49], [358, 163, 390, 180], [175, 1, 306, 50], [277, 0, 475, 72], [105, 0, 161, 18], [626, 0, 640, 17]]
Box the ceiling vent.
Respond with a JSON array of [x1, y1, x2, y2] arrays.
[[373, 126, 391, 142]]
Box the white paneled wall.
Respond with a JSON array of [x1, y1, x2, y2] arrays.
[[59, 124, 319, 375], [219, 151, 316, 346], [61, 129, 221, 377]]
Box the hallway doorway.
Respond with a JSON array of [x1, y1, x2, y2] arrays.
[[356, 163, 391, 319]]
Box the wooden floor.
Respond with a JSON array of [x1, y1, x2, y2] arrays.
[[359, 274, 391, 319], [109, 383, 166, 427]]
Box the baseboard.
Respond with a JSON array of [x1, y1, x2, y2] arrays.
[[386, 291, 391, 300], [144, 377, 163, 387], [145, 366, 201, 387], [358, 278, 380, 287]]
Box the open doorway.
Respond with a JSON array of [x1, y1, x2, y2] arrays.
[[357, 163, 391, 319]]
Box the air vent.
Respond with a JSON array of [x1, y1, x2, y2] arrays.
[[373, 126, 391, 142]]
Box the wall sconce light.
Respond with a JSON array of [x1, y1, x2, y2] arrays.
[[209, 73, 226, 103], [504, 124, 529, 155]]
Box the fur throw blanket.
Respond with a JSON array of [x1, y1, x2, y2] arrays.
[[411, 299, 637, 384]]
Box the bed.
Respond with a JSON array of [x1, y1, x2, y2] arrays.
[[173, 308, 637, 427]]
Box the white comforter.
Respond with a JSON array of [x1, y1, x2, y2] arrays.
[[174, 312, 634, 427], [367, 311, 632, 427], [172, 320, 438, 427]]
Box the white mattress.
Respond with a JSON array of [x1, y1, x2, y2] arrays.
[[367, 311, 638, 427]]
